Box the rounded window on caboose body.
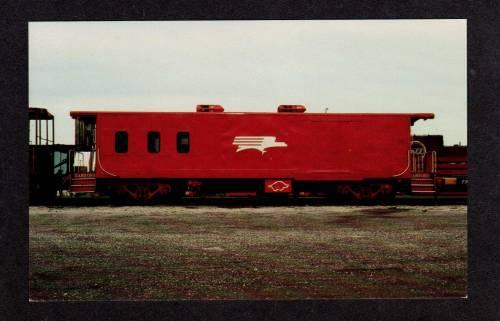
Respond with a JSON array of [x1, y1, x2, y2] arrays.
[[148, 131, 160, 153], [115, 131, 128, 153]]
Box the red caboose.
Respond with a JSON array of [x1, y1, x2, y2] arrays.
[[69, 105, 434, 201]]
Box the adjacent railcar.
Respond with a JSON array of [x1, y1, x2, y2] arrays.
[[70, 105, 434, 202], [29, 107, 73, 204], [412, 135, 467, 196]]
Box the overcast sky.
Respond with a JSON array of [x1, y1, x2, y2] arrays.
[[29, 20, 466, 145]]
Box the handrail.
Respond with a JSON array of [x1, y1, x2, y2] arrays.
[[431, 151, 437, 173], [38, 137, 54, 144], [96, 148, 117, 177], [31, 136, 54, 145], [393, 150, 411, 177]]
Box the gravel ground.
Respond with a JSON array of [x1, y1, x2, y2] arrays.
[[29, 205, 467, 300]]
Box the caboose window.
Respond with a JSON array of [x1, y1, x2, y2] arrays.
[[115, 131, 128, 153], [148, 131, 160, 153], [177, 132, 190, 153]]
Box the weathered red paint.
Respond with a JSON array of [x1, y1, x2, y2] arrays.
[[70, 110, 433, 187]]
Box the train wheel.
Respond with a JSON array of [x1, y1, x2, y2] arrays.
[[109, 182, 175, 203], [379, 190, 396, 204], [337, 183, 394, 204]]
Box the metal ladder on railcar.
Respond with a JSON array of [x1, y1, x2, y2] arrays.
[[410, 141, 437, 195]]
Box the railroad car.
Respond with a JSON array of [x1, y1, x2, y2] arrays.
[[69, 105, 435, 202], [29, 107, 73, 203], [411, 135, 467, 196]]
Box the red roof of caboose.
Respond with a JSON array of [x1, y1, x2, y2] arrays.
[[70, 110, 434, 123]]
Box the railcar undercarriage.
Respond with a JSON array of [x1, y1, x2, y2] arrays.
[[93, 178, 400, 203]]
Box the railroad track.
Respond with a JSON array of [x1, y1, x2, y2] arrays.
[[30, 195, 467, 207]]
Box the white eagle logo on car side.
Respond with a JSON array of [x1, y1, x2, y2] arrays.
[[233, 136, 287, 154]]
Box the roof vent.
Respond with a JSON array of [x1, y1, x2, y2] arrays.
[[277, 105, 306, 113], [196, 104, 224, 112]]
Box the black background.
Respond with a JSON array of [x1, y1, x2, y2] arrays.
[[1, 1, 499, 320]]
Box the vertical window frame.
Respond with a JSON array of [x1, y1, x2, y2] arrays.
[[115, 131, 128, 154], [147, 131, 161, 153], [177, 132, 190, 153]]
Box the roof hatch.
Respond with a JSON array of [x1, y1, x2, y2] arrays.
[[277, 105, 306, 113], [196, 104, 224, 112]]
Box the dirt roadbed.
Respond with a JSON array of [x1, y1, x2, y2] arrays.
[[29, 205, 466, 300]]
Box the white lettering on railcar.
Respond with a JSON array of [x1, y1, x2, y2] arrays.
[[233, 136, 287, 154]]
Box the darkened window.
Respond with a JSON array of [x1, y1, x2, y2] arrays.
[[115, 131, 128, 153], [148, 131, 160, 153], [177, 132, 190, 153]]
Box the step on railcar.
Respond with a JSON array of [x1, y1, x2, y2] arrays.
[[68, 105, 441, 202]]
